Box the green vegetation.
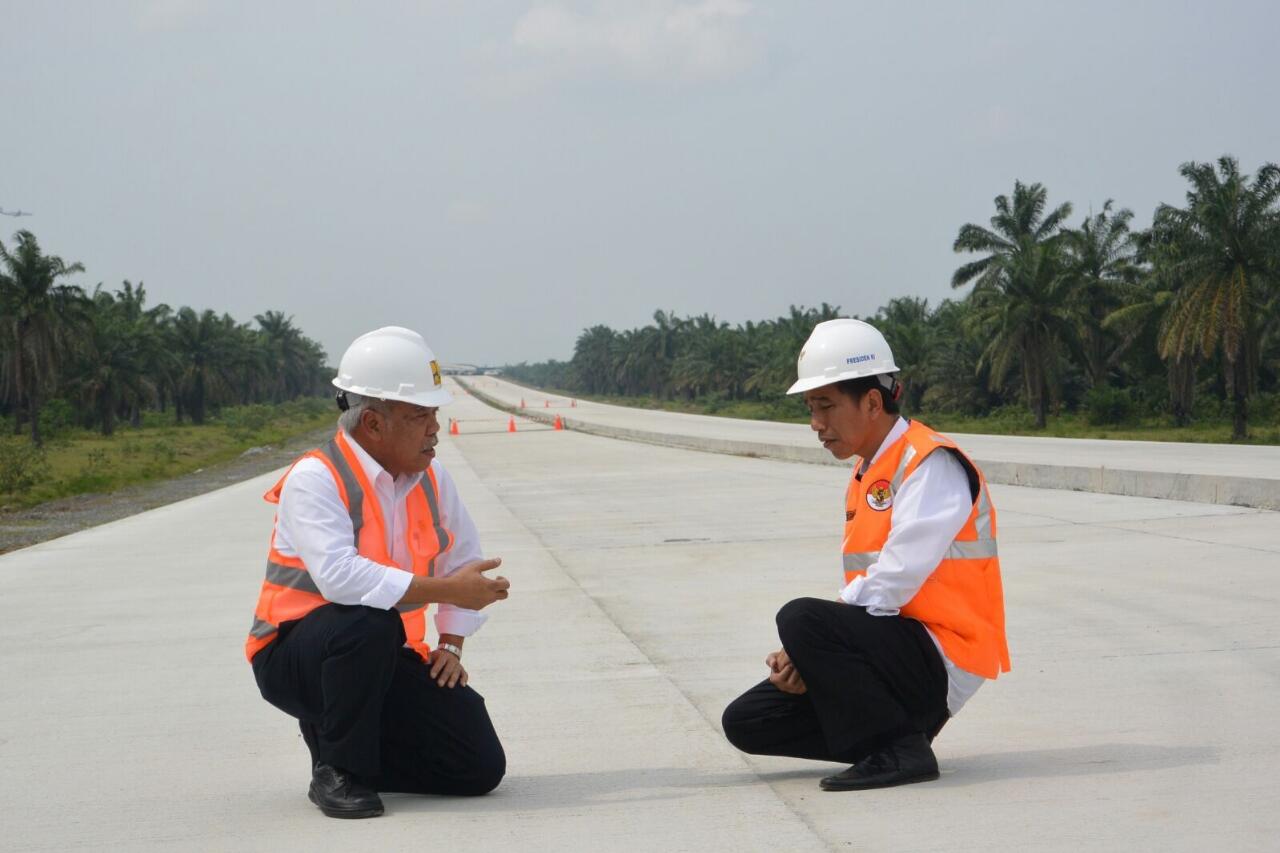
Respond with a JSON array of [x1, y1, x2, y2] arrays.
[[0, 229, 336, 507], [0, 397, 334, 509], [506, 156, 1280, 442], [1, 230, 331, 445]]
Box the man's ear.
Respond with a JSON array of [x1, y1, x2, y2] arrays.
[[866, 387, 885, 418], [360, 406, 383, 438]]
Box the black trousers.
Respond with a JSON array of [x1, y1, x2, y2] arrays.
[[722, 597, 948, 764], [252, 603, 505, 795]]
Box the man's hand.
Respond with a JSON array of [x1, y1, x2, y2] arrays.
[[446, 558, 509, 610], [428, 647, 468, 688], [766, 648, 807, 695]]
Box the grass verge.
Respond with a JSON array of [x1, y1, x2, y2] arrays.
[[0, 398, 335, 510]]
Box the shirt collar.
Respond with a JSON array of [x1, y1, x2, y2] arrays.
[[859, 416, 908, 474], [342, 429, 424, 491]]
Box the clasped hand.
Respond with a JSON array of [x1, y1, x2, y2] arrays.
[[766, 648, 806, 694]]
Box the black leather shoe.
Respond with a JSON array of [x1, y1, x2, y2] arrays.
[[308, 763, 384, 818], [819, 732, 940, 791]]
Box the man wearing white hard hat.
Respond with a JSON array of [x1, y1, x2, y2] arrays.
[[245, 326, 510, 818], [721, 319, 1010, 790]]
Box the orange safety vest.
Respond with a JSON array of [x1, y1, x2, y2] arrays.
[[245, 430, 453, 663], [843, 420, 1011, 679]]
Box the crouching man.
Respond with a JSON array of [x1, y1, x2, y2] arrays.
[[722, 318, 1010, 790], [246, 326, 510, 818]]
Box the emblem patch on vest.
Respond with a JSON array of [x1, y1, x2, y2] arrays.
[[866, 479, 893, 511]]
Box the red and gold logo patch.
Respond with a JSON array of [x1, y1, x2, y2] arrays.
[[866, 478, 893, 511]]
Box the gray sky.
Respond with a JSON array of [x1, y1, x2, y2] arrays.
[[3, 1, 1277, 366]]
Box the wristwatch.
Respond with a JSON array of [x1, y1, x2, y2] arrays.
[[439, 642, 463, 659]]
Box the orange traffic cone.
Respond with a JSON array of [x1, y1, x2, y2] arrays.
[[544, 399, 549, 408], [520, 398, 526, 409], [449, 419, 459, 436], [554, 414, 563, 430], [571, 399, 577, 408], [508, 416, 517, 433]]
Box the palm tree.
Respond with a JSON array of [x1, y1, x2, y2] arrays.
[[115, 281, 173, 426], [922, 299, 992, 415], [256, 310, 314, 401], [1155, 156, 1280, 439], [169, 307, 239, 424], [0, 230, 87, 445], [1063, 201, 1142, 388], [1105, 226, 1197, 425], [70, 286, 158, 435], [875, 297, 933, 410], [953, 181, 1074, 426], [571, 325, 621, 395], [671, 314, 729, 399], [967, 242, 1077, 427], [616, 326, 666, 396], [743, 304, 843, 397], [952, 181, 1073, 290]]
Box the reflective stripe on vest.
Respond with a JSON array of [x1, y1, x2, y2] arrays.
[[316, 439, 364, 543], [264, 560, 322, 595], [842, 419, 1010, 679], [394, 477, 451, 614], [246, 431, 451, 662], [249, 616, 276, 640]]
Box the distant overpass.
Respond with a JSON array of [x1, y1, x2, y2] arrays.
[[439, 362, 501, 376]]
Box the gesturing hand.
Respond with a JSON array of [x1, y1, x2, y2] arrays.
[[428, 647, 468, 688], [766, 648, 807, 695], [448, 557, 509, 610]]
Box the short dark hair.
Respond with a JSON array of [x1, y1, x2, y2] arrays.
[[835, 375, 901, 414]]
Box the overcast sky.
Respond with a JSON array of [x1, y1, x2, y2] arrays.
[[2, 1, 1277, 366]]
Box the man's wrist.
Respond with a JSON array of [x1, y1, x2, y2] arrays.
[[438, 633, 464, 658]]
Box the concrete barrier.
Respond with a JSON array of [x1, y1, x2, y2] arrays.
[[457, 378, 1280, 510]]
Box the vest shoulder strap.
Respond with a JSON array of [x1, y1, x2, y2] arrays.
[[315, 434, 367, 544], [263, 449, 328, 504], [903, 420, 980, 502]]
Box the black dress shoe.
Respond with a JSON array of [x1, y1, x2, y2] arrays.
[[820, 732, 940, 791], [308, 763, 384, 818]]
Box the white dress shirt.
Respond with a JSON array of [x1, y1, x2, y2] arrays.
[[839, 417, 986, 714], [272, 431, 487, 638]]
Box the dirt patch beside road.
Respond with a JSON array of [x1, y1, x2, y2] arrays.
[[0, 425, 334, 555]]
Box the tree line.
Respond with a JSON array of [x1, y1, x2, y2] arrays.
[[0, 230, 331, 445], [505, 156, 1280, 439]]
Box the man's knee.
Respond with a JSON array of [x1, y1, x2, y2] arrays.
[[456, 742, 506, 796], [721, 696, 754, 753], [775, 596, 826, 648]]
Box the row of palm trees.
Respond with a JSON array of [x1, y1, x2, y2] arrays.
[[0, 230, 331, 445], [506, 156, 1280, 439]]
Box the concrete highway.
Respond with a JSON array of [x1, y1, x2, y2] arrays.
[[3, 378, 1277, 851]]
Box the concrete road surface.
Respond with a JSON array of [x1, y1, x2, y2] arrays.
[[3, 379, 1277, 851]]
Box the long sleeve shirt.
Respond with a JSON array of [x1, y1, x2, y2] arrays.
[[839, 417, 985, 714], [271, 431, 486, 638]]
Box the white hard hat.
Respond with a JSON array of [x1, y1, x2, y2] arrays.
[[786, 318, 899, 395], [332, 326, 453, 408]]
